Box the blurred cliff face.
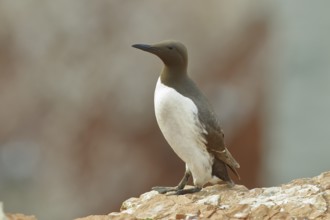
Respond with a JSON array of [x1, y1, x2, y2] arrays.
[[0, 1, 269, 219]]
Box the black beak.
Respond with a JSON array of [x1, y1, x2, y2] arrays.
[[132, 44, 155, 52]]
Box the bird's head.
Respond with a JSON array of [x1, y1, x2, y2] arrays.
[[132, 40, 188, 70]]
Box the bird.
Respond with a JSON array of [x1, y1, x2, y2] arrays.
[[132, 40, 240, 195]]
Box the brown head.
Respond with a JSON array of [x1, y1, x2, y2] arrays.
[[132, 40, 188, 72]]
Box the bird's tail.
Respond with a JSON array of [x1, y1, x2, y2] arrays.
[[211, 148, 240, 180], [212, 158, 237, 185]]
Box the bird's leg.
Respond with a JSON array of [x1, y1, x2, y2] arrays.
[[176, 168, 191, 190], [152, 169, 191, 194]]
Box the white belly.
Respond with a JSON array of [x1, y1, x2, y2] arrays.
[[154, 78, 214, 187]]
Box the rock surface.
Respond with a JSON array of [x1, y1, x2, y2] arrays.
[[78, 171, 330, 220], [6, 214, 37, 220], [3, 172, 330, 219], [1, 202, 37, 220]]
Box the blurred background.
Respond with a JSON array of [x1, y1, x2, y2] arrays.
[[0, 1, 329, 219]]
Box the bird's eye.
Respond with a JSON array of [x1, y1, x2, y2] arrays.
[[167, 46, 173, 50]]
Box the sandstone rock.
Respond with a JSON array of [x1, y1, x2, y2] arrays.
[[1, 202, 37, 220], [3, 172, 330, 219], [0, 203, 7, 220], [6, 214, 37, 220], [102, 171, 329, 220]]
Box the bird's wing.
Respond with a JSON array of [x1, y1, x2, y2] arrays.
[[201, 115, 240, 179]]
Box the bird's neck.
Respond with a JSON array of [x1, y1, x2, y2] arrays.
[[160, 66, 188, 86]]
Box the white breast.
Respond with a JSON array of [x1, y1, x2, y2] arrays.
[[154, 77, 214, 187]]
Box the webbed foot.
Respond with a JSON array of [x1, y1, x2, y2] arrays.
[[152, 186, 178, 194], [172, 187, 202, 195], [152, 186, 202, 195]]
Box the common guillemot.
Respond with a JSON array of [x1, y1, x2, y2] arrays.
[[132, 40, 240, 195]]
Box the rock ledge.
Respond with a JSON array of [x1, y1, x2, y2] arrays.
[[3, 172, 329, 220], [78, 171, 330, 220]]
